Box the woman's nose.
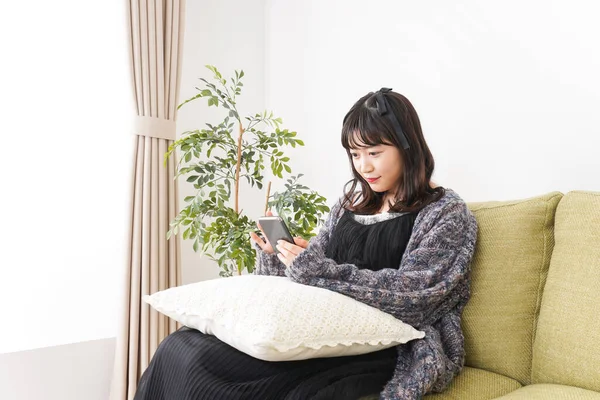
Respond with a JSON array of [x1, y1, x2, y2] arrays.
[[359, 160, 374, 174]]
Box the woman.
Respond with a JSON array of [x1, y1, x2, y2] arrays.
[[251, 88, 478, 399], [135, 88, 477, 400]]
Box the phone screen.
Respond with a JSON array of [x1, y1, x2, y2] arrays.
[[258, 216, 294, 254]]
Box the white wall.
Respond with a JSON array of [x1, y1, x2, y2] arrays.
[[178, 0, 267, 284], [0, 338, 115, 400], [0, 1, 131, 354], [265, 0, 600, 205]]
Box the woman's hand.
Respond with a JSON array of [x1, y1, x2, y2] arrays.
[[276, 237, 309, 267], [250, 209, 310, 265]]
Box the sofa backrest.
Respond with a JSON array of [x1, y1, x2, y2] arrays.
[[532, 191, 600, 391], [464, 191, 562, 384]]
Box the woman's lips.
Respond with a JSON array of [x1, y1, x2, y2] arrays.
[[366, 177, 380, 183]]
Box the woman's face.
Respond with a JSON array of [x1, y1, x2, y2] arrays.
[[349, 137, 403, 195]]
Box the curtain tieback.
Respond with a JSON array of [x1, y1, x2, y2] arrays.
[[134, 116, 176, 140]]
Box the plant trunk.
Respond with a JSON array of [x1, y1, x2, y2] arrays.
[[235, 122, 244, 275], [235, 123, 244, 214], [264, 181, 272, 214]]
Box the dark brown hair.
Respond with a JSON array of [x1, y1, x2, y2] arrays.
[[339, 90, 445, 215]]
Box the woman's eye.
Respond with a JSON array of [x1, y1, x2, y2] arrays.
[[369, 152, 380, 157], [351, 153, 359, 158]]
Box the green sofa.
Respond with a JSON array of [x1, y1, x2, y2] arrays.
[[366, 190, 600, 399]]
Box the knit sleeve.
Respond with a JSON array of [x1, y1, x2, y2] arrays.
[[252, 240, 286, 276], [285, 199, 478, 329]]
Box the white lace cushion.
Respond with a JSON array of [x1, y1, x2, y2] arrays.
[[143, 275, 425, 362]]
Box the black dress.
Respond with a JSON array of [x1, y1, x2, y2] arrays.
[[134, 210, 418, 400], [326, 210, 418, 271]]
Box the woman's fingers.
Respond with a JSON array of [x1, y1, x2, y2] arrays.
[[276, 243, 293, 257], [294, 237, 309, 249], [276, 240, 304, 256], [250, 231, 274, 254], [276, 244, 294, 267], [251, 231, 275, 254], [256, 222, 269, 243], [276, 240, 305, 268], [250, 232, 263, 248]]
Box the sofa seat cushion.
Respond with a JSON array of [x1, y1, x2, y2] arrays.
[[493, 384, 600, 399], [424, 367, 522, 399], [357, 367, 522, 400]]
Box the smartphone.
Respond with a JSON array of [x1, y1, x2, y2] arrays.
[[258, 216, 295, 254]]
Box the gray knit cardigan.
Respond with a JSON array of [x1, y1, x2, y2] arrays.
[[254, 188, 478, 400]]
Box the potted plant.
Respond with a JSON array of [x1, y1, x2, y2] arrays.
[[165, 65, 329, 277]]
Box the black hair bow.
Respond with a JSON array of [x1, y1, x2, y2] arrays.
[[374, 87, 410, 150]]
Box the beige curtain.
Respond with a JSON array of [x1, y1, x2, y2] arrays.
[[110, 0, 187, 399]]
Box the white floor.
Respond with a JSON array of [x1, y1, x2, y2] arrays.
[[0, 337, 115, 400]]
